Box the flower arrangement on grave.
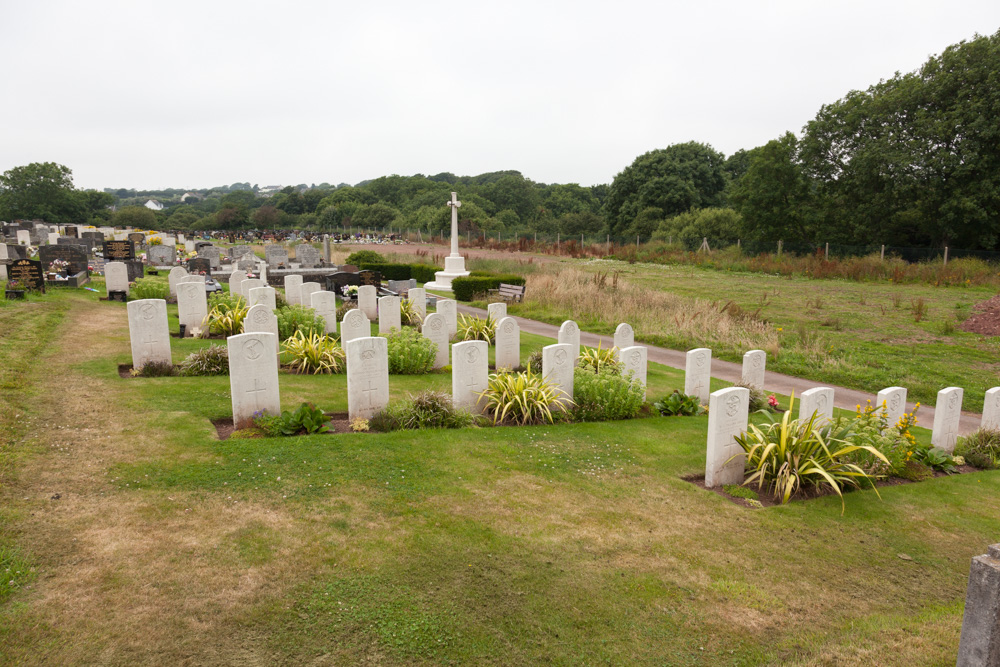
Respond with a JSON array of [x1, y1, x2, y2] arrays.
[[341, 285, 359, 298], [47, 258, 71, 277], [6, 279, 22, 291]]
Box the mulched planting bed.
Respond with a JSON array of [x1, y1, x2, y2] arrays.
[[212, 413, 355, 440], [960, 293, 1000, 335]]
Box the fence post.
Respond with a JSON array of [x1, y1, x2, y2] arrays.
[[534, 231, 537, 243], [824, 242, 829, 260], [944, 246, 949, 265], [737, 239, 741, 250], [778, 240, 783, 256], [607, 234, 610, 254], [556, 232, 560, 254], [636, 235, 639, 249], [881, 244, 885, 261]]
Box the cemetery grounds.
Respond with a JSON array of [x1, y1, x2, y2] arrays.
[[0, 253, 998, 665]]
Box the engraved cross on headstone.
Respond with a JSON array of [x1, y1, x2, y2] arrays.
[[362, 380, 378, 407], [143, 333, 158, 353]]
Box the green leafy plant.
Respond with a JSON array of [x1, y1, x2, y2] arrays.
[[653, 391, 703, 416], [179, 344, 229, 376], [479, 367, 570, 425], [524, 348, 543, 372], [375, 391, 477, 431], [578, 342, 622, 374], [451, 274, 526, 302], [258, 402, 330, 436], [345, 250, 384, 265], [282, 331, 345, 374], [457, 313, 495, 343], [956, 429, 1000, 469], [723, 484, 758, 500], [350, 417, 370, 433], [276, 304, 326, 341], [206, 292, 248, 336], [129, 277, 168, 301], [733, 381, 769, 412], [572, 366, 644, 422], [913, 446, 957, 474], [383, 327, 436, 375]]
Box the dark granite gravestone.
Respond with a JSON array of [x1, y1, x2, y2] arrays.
[[339, 264, 359, 273], [81, 231, 104, 244], [359, 270, 382, 287], [128, 233, 145, 246], [57, 237, 88, 249], [64, 225, 78, 238], [9, 259, 45, 292], [187, 257, 211, 274], [194, 241, 214, 252], [103, 240, 135, 261], [325, 271, 363, 293], [39, 244, 89, 275], [126, 260, 144, 282], [6, 244, 28, 260]]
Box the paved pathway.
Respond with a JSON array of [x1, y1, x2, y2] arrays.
[[455, 303, 987, 436]]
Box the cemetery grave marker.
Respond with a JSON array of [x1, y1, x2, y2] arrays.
[[452, 340, 488, 413], [127, 299, 171, 369], [283, 275, 303, 305], [103, 240, 135, 261], [228, 332, 281, 428], [177, 281, 209, 336], [983, 387, 1000, 431], [742, 349, 766, 388], [931, 387, 963, 453], [296, 245, 320, 268], [422, 312, 450, 369], [346, 336, 389, 420], [494, 316, 520, 371], [408, 287, 427, 323], [9, 259, 45, 293], [705, 387, 750, 487], [542, 343, 574, 410], [38, 245, 88, 275], [229, 270, 248, 298], [799, 387, 835, 424], [487, 302, 507, 323], [358, 284, 378, 320], [248, 286, 277, 311], [167, 266, 188, 298], [340, 309, 370, 344], [378, 295, 402, 333], [244, 304, 280, 352], [436, 298, 458, 338], [876, 386, 907, 428], [619, 345, 647, 400], [147, 245, 175, 266], [310, 290, 338, 335], [614, 323, 634, 358], [685, 348, 712, 404], [557, 320, 581, 363], [105, 261, 130, 297], [300, 281, 322, 307]]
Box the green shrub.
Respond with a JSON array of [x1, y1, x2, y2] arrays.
[[356, 262, 442, 282], [832, 409, 910, 477], [255, 402, 329, 436], [524, 348, 543, 372], [457, 313, 495, 342], [129, 277, 168, 301], [179, 344, 229, 376], [578, 343, 622, 374], [368, 403, 408, 433], [956, 429, 1000, 469], [653, 391, 703, 416], [480, 368, 570, 425], [572, 366, 644, 422], [345, 250, 384, 265], [723, 484, 758, 500], [410, 264, 439, 283], [282, 331, 345, 374], [274, 289, 289, 310], [276, 305, 326, 341], [207, 292, 248, 336], [373, 391, 477, 431], [400, 298, 422, 326], [384, 327, 436, 374], [451, 274, 526, 302], [733, 380, 768, 413], [134, 360, 176, 377], [913, 446, 958, 473]]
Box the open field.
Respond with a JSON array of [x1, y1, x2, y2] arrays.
[[0, 283, 997, 665]]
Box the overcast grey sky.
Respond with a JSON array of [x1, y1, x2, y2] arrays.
[[1, 1, 998, 191]]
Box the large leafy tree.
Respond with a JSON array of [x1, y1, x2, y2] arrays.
[[0, 162, 87, 224]]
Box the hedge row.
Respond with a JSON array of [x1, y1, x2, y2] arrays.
[[451, 274, 527, 302], [357, 262, 441, 283]]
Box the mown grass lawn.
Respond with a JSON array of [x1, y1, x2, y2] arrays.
[[0, 284, 997, 665]]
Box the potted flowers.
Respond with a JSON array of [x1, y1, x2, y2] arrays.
[[341, 284, 359, 300]]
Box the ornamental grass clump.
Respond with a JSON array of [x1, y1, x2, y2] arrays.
[[572, 367, 644, 421], [282, 331, 345, 374], [956, 429, 1000, 469], [578, 342, 622, 374], [479, 366, 570, 425], [457, 313, 495, 343], [399, 298, 422, 327], [383, 327, 436, 374], [179, 344, 229, 376], [207, 292, 248, 336], [734, 394, 888, 513]]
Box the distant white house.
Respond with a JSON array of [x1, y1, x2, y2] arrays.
[[144, 199, 164, 211], [258, 185, 283, 197]]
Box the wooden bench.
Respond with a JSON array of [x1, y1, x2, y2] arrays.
[[495, 283, 526, 302]]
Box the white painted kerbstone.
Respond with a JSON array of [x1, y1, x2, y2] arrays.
[[310, 290, 338, 335], [614, 323, 634, 359], [346, 336, 389, 420], [228, 332, 281, 428], [542, 343, 574, 410], [799, 387, 834, 424], [742, 350, 766, 388], [932, 387, 964, 453], [495, 316, 520, 371], [378, 295, 401, 333], [358, 285, 378, 320], [105, 261, 130, 295], [176, 280, 209, 336], [436, 298, 458, 338], [300, 281, 322, 307], [452, 340, 489, 413], [340, 309, 370, 345], [229, 270, 247, 298], [240, 278, 263, 301], [167, 266, 188, 298], [284, 275, 303, 305], [983, 387, 1000, 431], [127, 299, 171, 369], [558, 320, 580, 363], [876, 386, 907, 428], [685, 348, 712, 404], [248, 286, 277, 311], [244, 304, 280, 352], [422, 312, 450, 369], [705, 387, 750, 488], [408, 287, 426, 324], [487, 302, 507, 323], [619, 345, 647, 400]]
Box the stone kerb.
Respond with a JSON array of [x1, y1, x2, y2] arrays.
[[127, 299, 171, 370], [876, 386, 907, 428], [931, 387, 963, 453], [229, 270, 248, 298], [494, 316, 520, 371], [487, 302, 507, 323], [436, 299, 458, 338], [705, 387, 750, 488], [799, 387, 835, 424], [346, 337, 389, 420], [244, 304, 280, 352], [283, 275, 303, 305], [452, 340, 488, 413], [614, 323, 634, 359], [358, 285, 378, 320], [557, 320, 580, 364], [422, 312, 450, 369], [177, 281, 208, 336], [340, 309, 370, 345], [982, 387, 1000, 431], [619, 346, 647, 400], [742, 350, 766, 388], [300, 282, 322, 307], [227, 332, 281, 428], [167, 266, 188, 298], [105, 261, 130, 296], [957, 543, 1000, 666], [685, 348, 712, 404], [310, 291, 338, 335], [408, 287, 427, 323], [248, 286, 277, 311], [542, 343, 574, 411], [378, 295, 401, 333]]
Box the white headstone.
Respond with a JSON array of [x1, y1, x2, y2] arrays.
[[0, 244, 7, 281], [184, 240, 195, 253], [179, 274, 206, 287], [422, 312, 450, 369], [932, 387, 964, 453], [876, 386, 907, 429], [228, 332, 281, 428], [358, 285, 378, 320], [452, 340, 489, 413], [176, 280, 209, 336], [340, 309, 370, 345], [408, 287, 426, 323], [742, 350, 766, 388], [983, 387, 1000, 431], [346, 336, 390, 420], [494, 316, 520, 371], [614, 323, 634, 357], [229, 270, 247, 298], [310, 291, 338, 335], [166, 266, 188, 298], [244, 304, 280, 352], [127, 299, 171, 369], [487, 302, 507, 323], [16, 230, 30, 245], [542, 343, 574, 410], [378, 295, 401, 333], [685, 348, 712, 404], [705, 387, 750, 488], [436, 298, 458, 338], [105, 261, 130, 295], [619, 345, 647, 400], [284, 275, 303, 305], [47, 232, 59, 245], [240, 278, 264, 301], [558, 320, 580, 363], [300, 281, 322, 307], [248, 286, 277, 311], [163, 236, 176, 247], [799, 387, 835, 424]]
